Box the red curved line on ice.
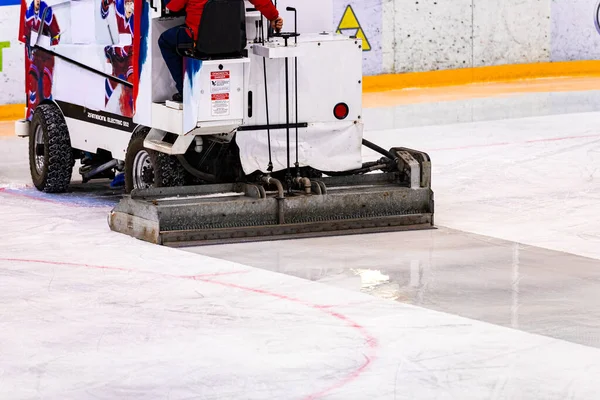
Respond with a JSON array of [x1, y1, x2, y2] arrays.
[[194, 278, 378, 399], [0, 257, 248, 279], [1, 256, 378, 398]]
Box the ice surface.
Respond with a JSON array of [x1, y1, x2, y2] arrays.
[[3, 191, 600, 399], [0, 137, 29, 188], [3, 97, 600, 398], [192, 227, 600, 349], [365, 112, 600, 260]]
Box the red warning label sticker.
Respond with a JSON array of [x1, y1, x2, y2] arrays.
[[210, 70, 230, 116], [210, 71, 230, 80], [211, 93, 229, 100], [211, 93, 230, 116]]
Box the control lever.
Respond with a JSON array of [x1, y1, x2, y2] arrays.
[[285, 6, 297, 44]]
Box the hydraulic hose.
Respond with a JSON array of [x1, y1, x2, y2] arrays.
[[362, 138, 396, 161], [321, 161, 387, 177], [176, 155, 217, 182]]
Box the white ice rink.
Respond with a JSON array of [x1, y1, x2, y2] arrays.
[[366, 111, 600, 260], [2, 89, 600, 399]]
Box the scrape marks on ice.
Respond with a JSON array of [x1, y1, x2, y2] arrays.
[[1, 256, 378, 399]]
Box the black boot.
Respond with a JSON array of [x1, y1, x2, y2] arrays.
[[172, 92, 183, 102]]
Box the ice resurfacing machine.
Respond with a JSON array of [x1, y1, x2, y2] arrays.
[[16, 0, 433, 245]]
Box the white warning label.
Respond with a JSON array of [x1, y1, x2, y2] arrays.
[[210, 71, 230, 94], [211, 93, 230, 116]]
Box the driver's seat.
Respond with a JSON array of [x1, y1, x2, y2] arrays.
[[177, 0, 247, 60]]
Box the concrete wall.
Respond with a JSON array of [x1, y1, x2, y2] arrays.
[[2, 0, 600, 105], [340, 0, 600, 74]]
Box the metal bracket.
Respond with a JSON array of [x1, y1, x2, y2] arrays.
[[391, 147, 432, 189], [144, 128, 195, 155], [396, 150, 421, 189]]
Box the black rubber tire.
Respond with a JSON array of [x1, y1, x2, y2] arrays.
[[124, 128, 186, 193], [28, 103, 74, 193], [154, 151, 186, 188]]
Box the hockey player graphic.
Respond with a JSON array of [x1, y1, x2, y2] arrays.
[[101, 0, 134, 118], [23, 0, 61, 120]]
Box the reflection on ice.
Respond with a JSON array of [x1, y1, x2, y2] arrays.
[[190, 228, 600, 348]]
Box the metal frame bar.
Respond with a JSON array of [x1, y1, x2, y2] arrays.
[[33, 45, 134, 88], [237, 122, 308, 131]]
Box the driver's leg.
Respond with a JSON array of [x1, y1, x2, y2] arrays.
[[158, 26, 193, 101]]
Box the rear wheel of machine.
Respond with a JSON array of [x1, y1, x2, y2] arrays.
[[124, 128, 186, 193], [28, 103, 74, 193]]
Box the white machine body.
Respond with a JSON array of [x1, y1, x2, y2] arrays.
[[17, 0, 364, 174]]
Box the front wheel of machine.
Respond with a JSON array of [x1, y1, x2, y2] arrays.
[[28, 103, 74, 193], [124, 129, 186, 193]]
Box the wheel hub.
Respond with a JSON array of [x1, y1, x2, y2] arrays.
[[132, 150, 154, 190], [34, 125, 44, 174]]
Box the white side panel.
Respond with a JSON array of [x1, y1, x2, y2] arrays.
[[48, 45, 109, 76], [236, 121, 363, 174], [246, 35, 363, 126], [196, 60, 246, 123], [180, 58, 248, 134], [252, 44, 305, 59], [65, 118, 133, 160], [237, 34, 363, 173], [151, 102, 183, 134], [52, 57, 106, 112], [182, 57, 203, 134], [71, 0, 98, 45]]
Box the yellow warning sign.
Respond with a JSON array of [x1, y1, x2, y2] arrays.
[[336, 5, 371, 51]]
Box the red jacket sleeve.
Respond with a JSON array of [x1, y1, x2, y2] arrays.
[[249, 0, 279, 21], [166, 0, 188, 13]]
